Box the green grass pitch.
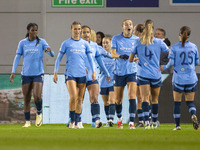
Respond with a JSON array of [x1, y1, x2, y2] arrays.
[[0, 124, 200, 150]]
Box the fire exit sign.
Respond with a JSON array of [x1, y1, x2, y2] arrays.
[[51, 0, 105, 8]]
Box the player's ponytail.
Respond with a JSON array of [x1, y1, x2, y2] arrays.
[[180, 26, 191, 47], [140, 19, 154, 45], [135, 24, 144, 37]]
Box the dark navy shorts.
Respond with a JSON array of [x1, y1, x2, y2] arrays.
[[21, 74, 44, 85], [65, 75, 86, 84], [100, 86, 114, 95], [86, 80, 99, 87], [137, 76, 162, 88], [114, 73, 137, 87], [173, 82, 197, 93]]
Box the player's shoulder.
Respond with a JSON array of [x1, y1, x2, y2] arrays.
[[19, 38, 28, 44], [39, 37, 46, 42], [171, 42, 180, 49], [62, 38, 73, 45], [153, 37, 163, 44], [89, 41, 98, 47], [187, 41, 197, 48], [112, 33, 122, 40]]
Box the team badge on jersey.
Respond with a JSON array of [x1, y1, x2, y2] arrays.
[[82, 45, 85, 48], [132, 42, 135, 48]]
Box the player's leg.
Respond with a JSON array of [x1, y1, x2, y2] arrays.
[[22, 82, 32, 127], [114, 74, 126, 129], [114, 86, 124, 129], [136, 86, 144, 127], [75, 82, 86, 129], [127, 81, 137, 129], [173, 90, 182, 130], [139, 84, 150, 129], [66, 80, 78, 129], [185, 83, 199, 130], [150, 86, 161, 129], [87, 82, 102, 128], [32, 82, 43, 127], [101, 94, 109, 127], [108, 87, 115, 127]]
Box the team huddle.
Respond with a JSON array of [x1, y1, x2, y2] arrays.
[[10, 19, 199, 131]]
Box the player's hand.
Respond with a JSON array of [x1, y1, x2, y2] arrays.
[[45, 47, 51, 52], [106, 76, 111, 83], [133, 56, 139, 63], [159, 65, 164, 72], [85, 68, 88, 74], [10, 73, 15, 83], [53, 72, 58, 83], [119, 54, 129, 59], [92, 72, 96, 82]]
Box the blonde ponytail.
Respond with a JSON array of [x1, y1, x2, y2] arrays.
[[140, 20, 154, 45]]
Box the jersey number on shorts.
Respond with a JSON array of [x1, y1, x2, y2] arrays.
[[145, 46, 153, 60], [180, 51, 193, 65]]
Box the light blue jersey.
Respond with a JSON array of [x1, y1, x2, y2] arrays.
[[132, 37, 169, 79], [85, 41, 110, 82], [98, 45, 112, 59], [99, 50, 115, 88], [12, 37, 53, 76], [169, 41, 199, 85], [54, 38, 95, 77], [111, 33, 137, 76]]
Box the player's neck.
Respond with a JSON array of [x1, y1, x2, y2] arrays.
[[28, 37, 36, 41], [123, 33, 132, 38], [72, 36, 80, 41]]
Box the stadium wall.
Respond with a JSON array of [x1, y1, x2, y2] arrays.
[[0, 0, 200, 74]]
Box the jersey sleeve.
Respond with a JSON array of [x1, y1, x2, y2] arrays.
[[194, 45, 199, 66], [160, 40, 169, 53], [131, 39, 139, 55], [111, 36, 117, 49], [16, 40, 23, 55], [41, 39, 50, 50], [41, 39, 55, 57], [163, 59, 174, 70], [59, 41, 66, 54], [11, 55, 21, 73], [85, 41, 92, 54], [98, 46, 112, 59], [168, 46, 175, 59], [54, 52, 64, 73]]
